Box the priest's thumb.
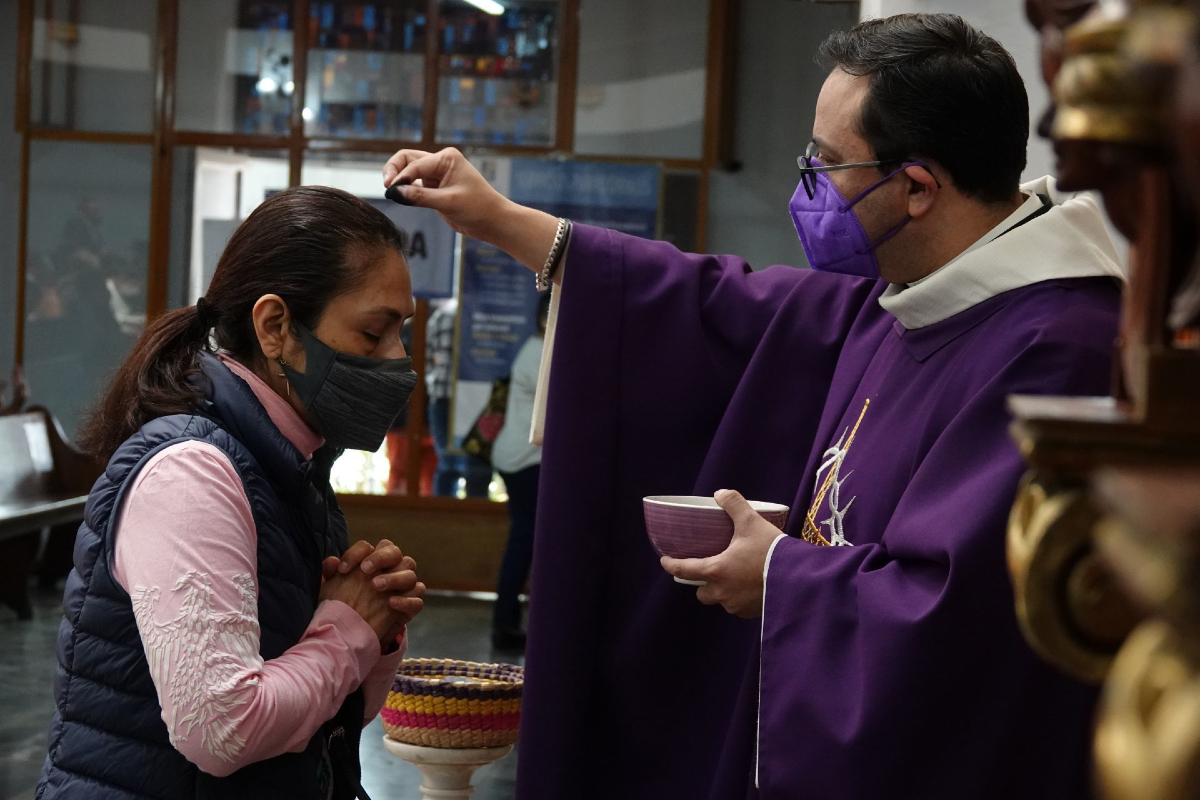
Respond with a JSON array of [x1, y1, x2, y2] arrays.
[[715, 489, 759, 533]]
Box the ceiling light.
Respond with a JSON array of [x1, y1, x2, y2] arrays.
[[462, 0, 504, 15]]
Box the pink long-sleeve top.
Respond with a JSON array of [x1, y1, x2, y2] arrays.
[[111, 354, 405, 778]]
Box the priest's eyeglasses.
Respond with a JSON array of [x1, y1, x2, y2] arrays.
[[796, 140, 884, 200]]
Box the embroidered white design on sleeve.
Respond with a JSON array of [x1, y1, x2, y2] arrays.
[[131, 571, 262, 764]]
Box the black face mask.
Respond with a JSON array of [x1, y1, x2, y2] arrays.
[[280, 323, 417, 452]]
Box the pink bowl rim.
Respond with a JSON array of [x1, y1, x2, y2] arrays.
[[643, 495, 789, 515]]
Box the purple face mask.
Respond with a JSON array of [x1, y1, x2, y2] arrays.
[[789, 159, 923, 279]]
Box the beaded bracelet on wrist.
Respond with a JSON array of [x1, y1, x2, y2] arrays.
[[536, 218, 571, 292]]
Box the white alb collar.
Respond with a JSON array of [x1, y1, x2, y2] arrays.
[[879, 176, 1126, 329]]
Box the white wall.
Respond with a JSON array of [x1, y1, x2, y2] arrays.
[[858, 0, 1053, 183], [174, 2, 242, 132], [574, 0, 710, 160], [705, 0, 860, 268]]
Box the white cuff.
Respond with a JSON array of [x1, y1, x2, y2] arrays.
[[530, 244, 567, 446], [755, 532, 787, 790], [762, 532, 788, 587]]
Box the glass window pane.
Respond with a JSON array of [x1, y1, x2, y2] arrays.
[[436, 0, 559, 147], [176, 1, 295, 135], [305, 1, 427, 140], [24, 141, 151, 438], [31, 0, 156, 133], [1, 1, 20, 385], [573, 0, 708, 159], [167, 147, 290, 310]]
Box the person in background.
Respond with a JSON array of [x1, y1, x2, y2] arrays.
[[39, 187, 427, 800], [489, 293, 550, 651], [53, 197, 129, 409], [425, 298, 491, 497], [56, 195, 137, 334], [385, 317, 429, 495], [424, 300, 458, 496], [58, 194, 107, 267], [25, 253, 63, 322]]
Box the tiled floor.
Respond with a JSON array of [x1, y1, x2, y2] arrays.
[[0, 586, 520, 800]]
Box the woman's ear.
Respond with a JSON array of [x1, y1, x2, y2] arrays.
[[904, 164, 941, 220], [251, 294, 291, 361]]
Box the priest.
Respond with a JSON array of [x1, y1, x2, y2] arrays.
[[381, 13, 1124, 799]]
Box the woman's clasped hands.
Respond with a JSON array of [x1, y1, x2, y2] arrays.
[[320, 539, 425, 647]]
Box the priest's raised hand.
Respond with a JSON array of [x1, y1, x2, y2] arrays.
[[382, 147, 562, 274], [660, 490, 780, 618]]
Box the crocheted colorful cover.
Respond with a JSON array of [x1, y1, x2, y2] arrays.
[[382, 659, 523, 749]]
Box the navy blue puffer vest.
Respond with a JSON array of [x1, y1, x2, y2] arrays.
[[37, 353, 364, 800]]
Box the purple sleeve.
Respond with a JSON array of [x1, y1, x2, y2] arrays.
[[551, 225, 878, 474], [564, 224, 812, 378], [756, 339, 1109, 797]]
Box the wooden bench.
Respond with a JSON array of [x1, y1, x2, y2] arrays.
[[0, 408, 102, 619]]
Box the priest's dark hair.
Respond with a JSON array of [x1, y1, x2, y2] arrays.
[[818, 13, 1029, 204], [77, 185, 408, 461]]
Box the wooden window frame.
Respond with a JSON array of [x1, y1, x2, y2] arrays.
[[11, 0, 739, 511]]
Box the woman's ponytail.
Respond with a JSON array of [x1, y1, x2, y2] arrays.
[[76, 302, 212, 461]]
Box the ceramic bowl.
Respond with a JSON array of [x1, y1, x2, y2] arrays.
[[644, 495, 790, 583]]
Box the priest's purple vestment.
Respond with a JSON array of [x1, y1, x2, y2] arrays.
[[517, 194, 1121, 799]]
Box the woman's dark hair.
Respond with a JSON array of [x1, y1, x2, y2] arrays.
[[78, 186, 408, 460], [817, 13, 1029, 203]]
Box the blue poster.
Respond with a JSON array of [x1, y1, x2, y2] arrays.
[[453, 159, 659, 437], [508, 159, 660, 238], [456, 239, 537, 382]]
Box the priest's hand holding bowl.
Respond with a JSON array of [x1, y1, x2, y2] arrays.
[[652, 490, 790, 619]]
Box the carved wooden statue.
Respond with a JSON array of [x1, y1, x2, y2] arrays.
[[1010, 1, 1200, 797]]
